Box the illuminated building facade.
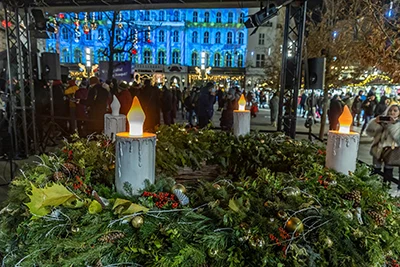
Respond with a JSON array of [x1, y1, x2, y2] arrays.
[[45, 8, 248, 87]]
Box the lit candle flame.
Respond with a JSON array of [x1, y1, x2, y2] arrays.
[[338, 105, 353, 134], [127, 96, 146, 136], [238, 94, 246, 111]]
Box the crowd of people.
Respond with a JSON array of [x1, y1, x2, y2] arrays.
[[36, 78, 263, 137]]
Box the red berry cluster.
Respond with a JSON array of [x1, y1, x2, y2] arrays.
[[62, 149, 73, 160], [269, 228, 293, 256], [278, 227, 290, 240], [142, 191, 179, 209], [73, 175, 91, 195], [318, 176, 330, 189], [317, 149, 326, 155], [387, 258, 399, 267]]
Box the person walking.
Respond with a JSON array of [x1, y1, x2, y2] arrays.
[[366, 104, 400, 187], [360, 93, 378, 136], [117, 81, 133, 116], [197, 82, 216, 128], [328, 95, 344, 131], [351, 90, 364, 127], [269, 91, 280, 127]]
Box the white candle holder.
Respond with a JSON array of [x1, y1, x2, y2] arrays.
[[115, 132, 156, 196], [233, 110, 251, 137]]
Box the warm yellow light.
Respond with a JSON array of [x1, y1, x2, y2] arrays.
[[238, 94, 246, 111], [127, 96, 146, 136], [338, 105, 353, 134]]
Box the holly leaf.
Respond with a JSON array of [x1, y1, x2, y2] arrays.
[[41, 183, 75, 207], [112, 198, 132, 210], [25, 183, 49, 217], [121, 203, 149, 215], [229, 198, 242, 213]]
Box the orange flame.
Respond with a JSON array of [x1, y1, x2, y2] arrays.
[[238, 94, 246, 111], [127, 96, 146, 136], [338, 105, 353, 134]]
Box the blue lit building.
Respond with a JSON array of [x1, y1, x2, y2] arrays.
[[45, 8, 248, 87]]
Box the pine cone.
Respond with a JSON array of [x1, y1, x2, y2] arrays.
[[98, 232, 125, 243], [343, 190, 361, 207], [62, 163, 80, 177], [368, 211, 385, 226], [52, 171, 66, 181]]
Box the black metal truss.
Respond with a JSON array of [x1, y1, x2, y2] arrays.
[[4, 4, 38, 156], [277, 1, 307, 139]]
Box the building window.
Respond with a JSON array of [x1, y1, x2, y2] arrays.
[[97, 49, 106, 62], [61, 49, 69, 63], [98, 28, 104, 41], [227, 32, 233, 44], [74, 49, 82, 63], [256, 54, 265, 67], [204, 12, 210, 23], [144, 11, 150, 21], [204, 31, 209, 44], [173, 31, 179, 42], [158, 50, 165, 64], [205, 53, 210, 66], [85, 31, 92, 41], [238, 54, 244, 67], [239, 12, 245, 23], [225, 53, 232, 67], [173, 11, 179, 21], [116, 29, 122, 42], [214, 53, 221, 67], [159, 11, 165, 21], [191, 52, 198, 66], [62, 27, 69, 40], [144, 50, 151, 64], [98, 12, 103, 20], [172, 50, 180, 64], [193, 11, 198, 22], [192, 31, 198, 43], [259, 33, 265, 45], [216, 12, 222, 23], [238, 32, 244, 45], [215, 32, 221, 44], [159, 30, 165, 42], [228, 12, 233, 23]]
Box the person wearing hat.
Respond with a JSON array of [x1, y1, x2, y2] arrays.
[[78, 76, 111, 134], [117, 80, 133, 116]]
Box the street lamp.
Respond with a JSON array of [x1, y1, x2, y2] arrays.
[[182, 78, 185, 86]]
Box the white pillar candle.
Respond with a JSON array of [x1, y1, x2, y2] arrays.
[[115, 132, 156, 196], [233, 110, 251, 137], [326, 131, 360, 175], [111, 95, 121, 116], [104, 114, 126, 142]]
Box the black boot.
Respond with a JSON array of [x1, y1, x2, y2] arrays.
[[372, 167, 381, 175], [383, 168, 393, 188]]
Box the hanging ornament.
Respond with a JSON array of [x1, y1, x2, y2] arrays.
[[1, 20, 12, 28], [131, 49, 137, 55], [172, 183, 186, 194], [74, 20, 80, 27], [58, 13, 65, 19], [344, 210, 353, 220], [91, 22, 97, 30], [118, 23, 123, 29], [147, 39, 151, 43], [285, 217, 304, 233], [83, 24, 90, 34], [213, 184, 221, 190], [131, 216, 144, 228]]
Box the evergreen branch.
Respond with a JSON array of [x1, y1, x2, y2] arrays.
[[15, 248, 47, 267]]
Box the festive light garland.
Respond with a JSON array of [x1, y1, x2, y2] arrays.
[[347, 74, 393, 87]]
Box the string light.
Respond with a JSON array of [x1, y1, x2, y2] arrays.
[[91, 12, 97, 30]]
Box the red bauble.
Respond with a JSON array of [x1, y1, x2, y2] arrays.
[[74, 21, 80, 27], [147, 39, 151, 43], [58, 13, 65, 19], [131, 49, 137, 55]]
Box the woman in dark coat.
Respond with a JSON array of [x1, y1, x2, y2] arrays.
[[220, 88, 237, 131], [328, 95, 344, 131]]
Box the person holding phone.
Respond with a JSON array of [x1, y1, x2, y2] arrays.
[[366, 104, 400, 187]]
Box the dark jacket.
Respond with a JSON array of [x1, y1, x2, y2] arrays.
[[362, 98, 377, 116], [197, 87, 215, 118], [117, 90, 133, 116]]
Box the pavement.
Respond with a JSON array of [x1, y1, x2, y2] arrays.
[[0, 106, 398, 202]]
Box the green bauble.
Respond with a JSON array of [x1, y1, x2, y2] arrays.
[[131, 216, 144, 228], [172, 184, 186, 194], [344, 210, 353, 220], [285, 217, 304, 233], [88, 200, 103, 214]]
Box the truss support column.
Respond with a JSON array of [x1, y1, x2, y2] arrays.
[[277, 1, 307, 139], [4, 4, 37, 156]]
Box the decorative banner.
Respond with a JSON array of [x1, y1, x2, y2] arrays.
[[99, 61, 132, 82]]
